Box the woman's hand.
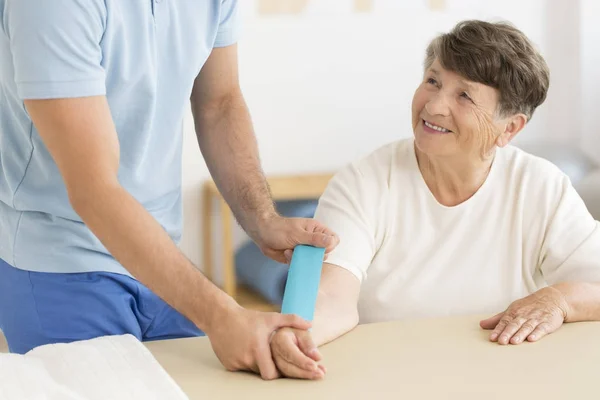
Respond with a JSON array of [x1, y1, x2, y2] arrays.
[[270, 327, 326, 380], [207, 307, 312, 380], [480, 286, 571, 345]]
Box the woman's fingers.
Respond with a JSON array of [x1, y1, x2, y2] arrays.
[[489, 312, 560, 345], [272, 330, 318, 372], [273, 351, 325, 380], [527, 322, 554, 342], [510, 319, 538, 344], [272, 339, 323, 380], [496, 317, 527, 345], [480, 312, 504, 330], [270, 328, 326, 380], [489, 316, 511, 342], [296, 331, 321, 362], [486, 287, 568, 345]]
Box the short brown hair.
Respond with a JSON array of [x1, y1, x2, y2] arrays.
[[425, 20, 550, 121]]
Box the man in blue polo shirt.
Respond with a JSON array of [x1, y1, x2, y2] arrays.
[[0, 0, 338, 379]]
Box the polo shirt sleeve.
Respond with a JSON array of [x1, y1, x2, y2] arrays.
[[213, 0, 240, 48], [313, 156, 389, 283], [5, 0, 107, 100], [539, 177, 600, 285]]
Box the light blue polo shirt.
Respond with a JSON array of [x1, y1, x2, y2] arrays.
[[0, 0, 239, 274]]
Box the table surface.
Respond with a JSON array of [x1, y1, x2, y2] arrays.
[[146, 314, 600, 400]]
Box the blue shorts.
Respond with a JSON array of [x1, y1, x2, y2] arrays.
[[0, 258, 203, 354]]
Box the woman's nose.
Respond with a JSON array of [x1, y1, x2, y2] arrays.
[[425, 93, 450, 117]]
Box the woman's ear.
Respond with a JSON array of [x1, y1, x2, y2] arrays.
[[496, 114, 527, 147]]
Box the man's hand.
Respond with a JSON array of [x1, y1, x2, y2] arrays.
[[270, 327, 326, 380], [480, 286, 570, 345], [253, 215, 340, 264], [206, 307, 312, 380]]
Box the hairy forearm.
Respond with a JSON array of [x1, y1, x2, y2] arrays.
[[70, 182, 238, 332], [193, 92, 276, 238], [552, 282, 600, 322]]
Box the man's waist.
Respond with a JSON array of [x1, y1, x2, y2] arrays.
[[0, 200, 182, 273]]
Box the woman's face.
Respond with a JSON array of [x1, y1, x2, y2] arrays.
[[411, 59, 513, 160]]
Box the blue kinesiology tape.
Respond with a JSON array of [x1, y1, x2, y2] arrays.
[[281, 245, 326, 322]]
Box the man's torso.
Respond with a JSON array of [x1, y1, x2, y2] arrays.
[[0, 0, 235, 273]]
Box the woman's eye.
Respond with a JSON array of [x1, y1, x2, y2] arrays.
[[427, 78, 438, 86], [460, 92, 472, 101]]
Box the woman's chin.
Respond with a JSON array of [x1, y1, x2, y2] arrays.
[[414, 132, 455, 156]]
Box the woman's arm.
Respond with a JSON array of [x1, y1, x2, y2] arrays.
[[269, 263, 361, 380], [540, 207, 600, 324], [552, 281, 600, 322], [480, 215, 600, 345], [312, 263, 361, 346]]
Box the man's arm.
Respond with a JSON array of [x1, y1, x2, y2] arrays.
[[24, 96, 310, 380], [270, 263, 361, 379], [191, 44, 274, 239], [25, 97, 233, 332], [191, 45, 338, 263]]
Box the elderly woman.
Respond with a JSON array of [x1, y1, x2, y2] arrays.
[[269, 20, 600, 380]]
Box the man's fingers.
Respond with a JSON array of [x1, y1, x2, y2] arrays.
[[306, 219, 336, 236], [255, 346, 280, 381], [298, 230, 335, 249], [293, 220, 338, 251], [312, 223, 340, 253], [323, 233, 340, 253], [297, 331, 321, 362], [315, 230, 339, 253], [327, 229, 340, 249], [284, 249, 293, 264], [263, 248, 288, 265], [275, 313, 312, 331], [480, 312, 504, 330]]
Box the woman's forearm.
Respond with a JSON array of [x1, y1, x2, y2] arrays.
[[312, 310, 358, 347], [552, 282, 600, 322], [310, 263, 362, 346], [311, 292, 360, 347]]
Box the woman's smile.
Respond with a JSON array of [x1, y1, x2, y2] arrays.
[[422, 119, 453, 134]]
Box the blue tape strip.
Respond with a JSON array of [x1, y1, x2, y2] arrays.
[[280, 245, 326, 322]]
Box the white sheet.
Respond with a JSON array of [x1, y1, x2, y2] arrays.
[[0, 334, 188, 400]]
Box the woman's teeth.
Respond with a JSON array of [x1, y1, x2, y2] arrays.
[[424, 120, 450, 133]]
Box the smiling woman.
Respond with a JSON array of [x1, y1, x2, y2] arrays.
[[412, 20, 549, 166], [267, 20, 600, 380]]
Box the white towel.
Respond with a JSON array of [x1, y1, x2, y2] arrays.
[[0, 334, 188, 400]]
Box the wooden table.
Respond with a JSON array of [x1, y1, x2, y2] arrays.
[[146, 315, 600, 399], [202, 173, 333, 298]]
